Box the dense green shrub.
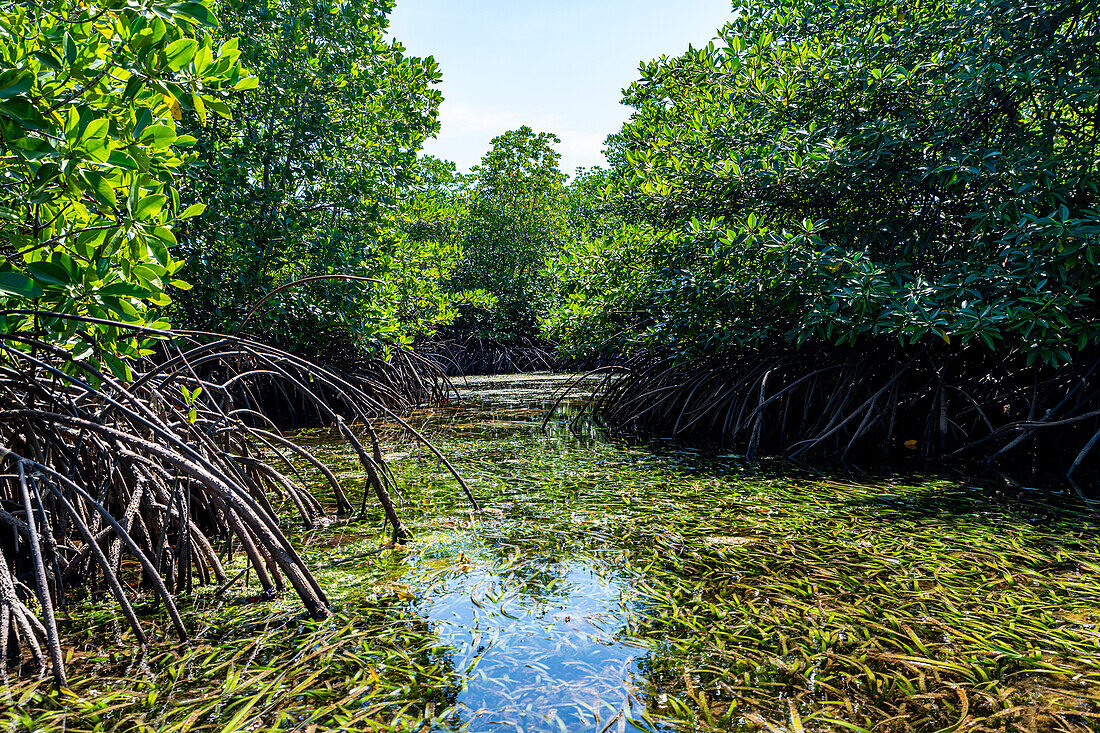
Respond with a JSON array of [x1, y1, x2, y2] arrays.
[[548, 0, 1100, 365], [171, 0, 457, 354], [394, 155, 491, 336], [0, 0, 248, 371], [450, 126, 569, 340]]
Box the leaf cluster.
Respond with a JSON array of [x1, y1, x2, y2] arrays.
[[448, 126, 571, 340], [0, 0, 249, 375], [547, 0, 1100, 364], [169, 0, 448, 354]]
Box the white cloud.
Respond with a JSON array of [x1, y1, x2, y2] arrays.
[[427, 101, 608, 174], [558, 131, 609, 173], [438, 102, 564, 137]]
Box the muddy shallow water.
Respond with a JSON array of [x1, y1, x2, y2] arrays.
[[10, 373, 1100, 732]]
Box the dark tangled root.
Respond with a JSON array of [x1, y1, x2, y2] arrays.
[[415, 334, 562, 376], [0, 315, 476, 685], [593, 342, 1100, 475]]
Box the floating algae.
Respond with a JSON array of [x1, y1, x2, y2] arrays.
[[7, 374, 1100, 732]]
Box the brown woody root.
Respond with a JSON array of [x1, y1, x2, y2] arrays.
[[415, 335, 562, 376], [415, 334, 617, 377], [0, 320, 471, 684], [593, 342, 1100, 474]]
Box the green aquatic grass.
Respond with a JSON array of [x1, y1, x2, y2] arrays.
[[4, 375, 1100, 731]]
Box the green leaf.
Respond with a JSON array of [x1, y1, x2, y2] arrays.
[[164, 39, 198, 71], [135, 262, 168, 277], [0, 97, 46, 127], [139, 125, 177, 149], [123, 75, 145, 101], [27, 260, 75, 287], [102, 351, 133, 382], [132, 194, 167, 220], [100, 229, 127, 258], [102, 296, 143, 321], [98, 282, 151, 298], [83, 137, 111, 163], [233, 75, 259, 91], [152, 226, 177, 245], [168, 2, 217, 26], [31, 51, 61, 71], [127, 177, 140, 216], [203, 96, 230, 119], [0, 272, 44, 299], [191, 91, 207, 125], [134, 108, 153, 137], [81, 118, 109, 141], [0, 73, 32, 99], [85, 172, 118, 207], [147, 235, 170, 266], [107, 150, 139, 170], [61, 32, 76, 63], [179, 202, 206, 218], [9, 136, 54, 161]]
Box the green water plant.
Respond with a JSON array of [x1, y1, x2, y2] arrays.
[[6, 376, 1100, 730]]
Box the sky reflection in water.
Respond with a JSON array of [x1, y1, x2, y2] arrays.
[[406, 539, 661, 732]]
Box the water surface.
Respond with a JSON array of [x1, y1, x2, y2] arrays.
[[12, 372, 1100, 733]]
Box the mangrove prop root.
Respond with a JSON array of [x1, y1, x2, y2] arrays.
[[593, 342, 1100, 473], [414, 334, 610, 377], [0, 317, 472, 683]]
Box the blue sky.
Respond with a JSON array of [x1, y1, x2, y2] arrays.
[[387, 1, 734, 174]]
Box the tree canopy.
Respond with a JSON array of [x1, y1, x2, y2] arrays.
[[5, 0, 1099, 370], [0, 0, 249, 376], [170, 0, 452, 354], [449, 126, 569, 339], [547, 0, 1100, 365]]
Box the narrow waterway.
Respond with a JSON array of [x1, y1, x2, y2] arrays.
[[307, 373, 1100, 732], [14, 373, 1100, 732]]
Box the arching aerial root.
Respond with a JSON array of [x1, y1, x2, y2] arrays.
[[594, 342, 1100, 474], [0, 317, 474, 684]]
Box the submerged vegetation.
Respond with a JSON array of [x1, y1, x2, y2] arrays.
[[5, 376, 1100, 731], [3, 0, 1100, 728]]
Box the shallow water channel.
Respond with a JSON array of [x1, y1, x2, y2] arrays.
[[12, 373, 1100, 732]]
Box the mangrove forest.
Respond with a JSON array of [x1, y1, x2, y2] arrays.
[[2, 0, 1100, 730]]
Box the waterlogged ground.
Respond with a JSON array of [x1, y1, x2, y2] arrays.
[[7, 373, 1100, 732]]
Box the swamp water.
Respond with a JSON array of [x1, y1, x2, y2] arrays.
[[8, 373, 1100, 732]]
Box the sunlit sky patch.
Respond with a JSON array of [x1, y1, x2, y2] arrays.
[[388, 0, 734, 174]]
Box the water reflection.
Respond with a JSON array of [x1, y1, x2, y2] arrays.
[[402, 534, 665, 732], [378, 374, 681, 731], [362, 373, 1100, 731]]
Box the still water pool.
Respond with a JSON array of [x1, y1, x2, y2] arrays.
[[11, 374, 1100, 732]]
